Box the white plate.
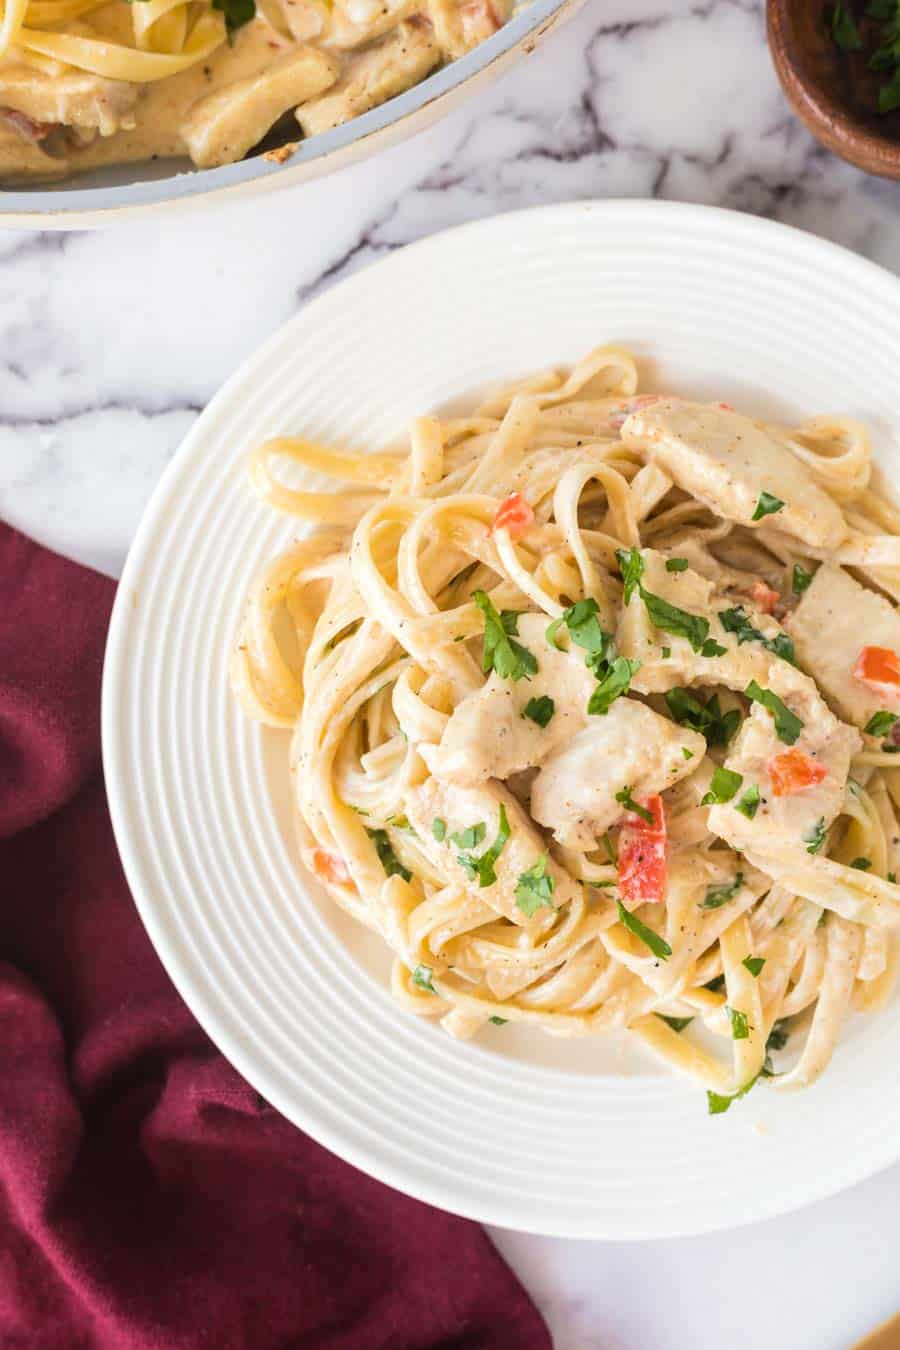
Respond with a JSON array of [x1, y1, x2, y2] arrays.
[[103, 200, 900, 1239]]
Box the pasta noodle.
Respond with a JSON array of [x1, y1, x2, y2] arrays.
[[232, 345, 900, 1112]]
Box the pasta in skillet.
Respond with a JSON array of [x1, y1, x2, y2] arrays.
[[232, 345, 900, 1113], [0, 0, 509, 179]]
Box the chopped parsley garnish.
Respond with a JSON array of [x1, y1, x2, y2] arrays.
[[767, 1019, 790, 1053], [829, 0, 863, 51], [616, 546, 645, 604], [559, 598, 612, 666], [792, 562, 814, 595], [666, 557, 689, 572], [804, 817, 827, 854], [474, 590, 537, 682], [546, 598, 613, 668], [850, 856, 873, 871], [891, 872, 898, 884], [368, 829, 412, 881], [587, 656, 641, 714], [450, 822, 486, 850], [489, 1016, 508, 1025], [456, 804, 510, 887], [665, 688, 741, 746], [523, 695, 555, 727], [514, 854, 556, 916], [641, 590, 710, 652], [707, 1072, 761, 1115], [726, 1006, 750, 1040], [682, 747, 694, 760], [768, 632, 798, 664], [616, 898, 672, 960], [661, 646, 671, 659], [751, 491, 785, 522], [723, 607, 766, 642], [656, 1013, 694, 1032], [671, 694, 720, 742], [700, 873, 744, 910], [412, 964, 437, 994], [615, 787, 655, 823], [602, 831, 617, 864], [865, 710, 900, 738], [736, 784, 761, 820], [701, 766, 743, 806], [719, 605, 796, 665], [745, 680, 804, 745], [879, 66, 900, 114], [545, 618, 564, 649], [704, 974, 726, 993], [742, 955, 766, 977], [764, 1018, 791, 1074], [826, 0, 900, 114], [213, 0, 256, 33], [616, 546, 710, 652], [431, 818, 447, 842], [701, 637, 727, 658], [547, 595, 637, 714]]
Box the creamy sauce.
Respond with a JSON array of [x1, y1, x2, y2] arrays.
[[0, 0, 508, 180], [231, 340, 900, 1098], [11, 15, 296, 173]]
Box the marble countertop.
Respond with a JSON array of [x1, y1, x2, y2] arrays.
[[3, 0, 900, 1343]]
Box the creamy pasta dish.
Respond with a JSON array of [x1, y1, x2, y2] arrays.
[[0, 0, 509, 180], [232, 345, 900, 1113]]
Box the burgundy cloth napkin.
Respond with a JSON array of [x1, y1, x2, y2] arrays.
[[0, 523, 551, 1350]]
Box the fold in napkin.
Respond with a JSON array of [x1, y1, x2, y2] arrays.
[[0, 523, 551, 1350]]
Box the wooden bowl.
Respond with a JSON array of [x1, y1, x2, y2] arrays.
[[768, 0, 900, 179]]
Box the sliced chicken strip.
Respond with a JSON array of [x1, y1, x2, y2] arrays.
[[327, 0, 418, 46], [616, 548, 860, 855], [296, 20, 439, 137], [530, 700, 705, 850], [0, 64, 138, 137], [404, 776, 579, 931], [786, 563, 900, 724], [425, 613, 596, 785], [182, 47, 339, 168], [617, 549, 794, 696], [708, 703, 858, 859], [458, 0, 510, 49], [717, 717, 900, 932], [621, 401, 847, 549]]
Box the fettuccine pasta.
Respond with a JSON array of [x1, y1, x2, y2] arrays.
[[232, 345, 900, 1113]]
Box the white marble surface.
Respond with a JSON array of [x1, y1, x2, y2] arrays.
[[3, 0, 900, 1344]]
